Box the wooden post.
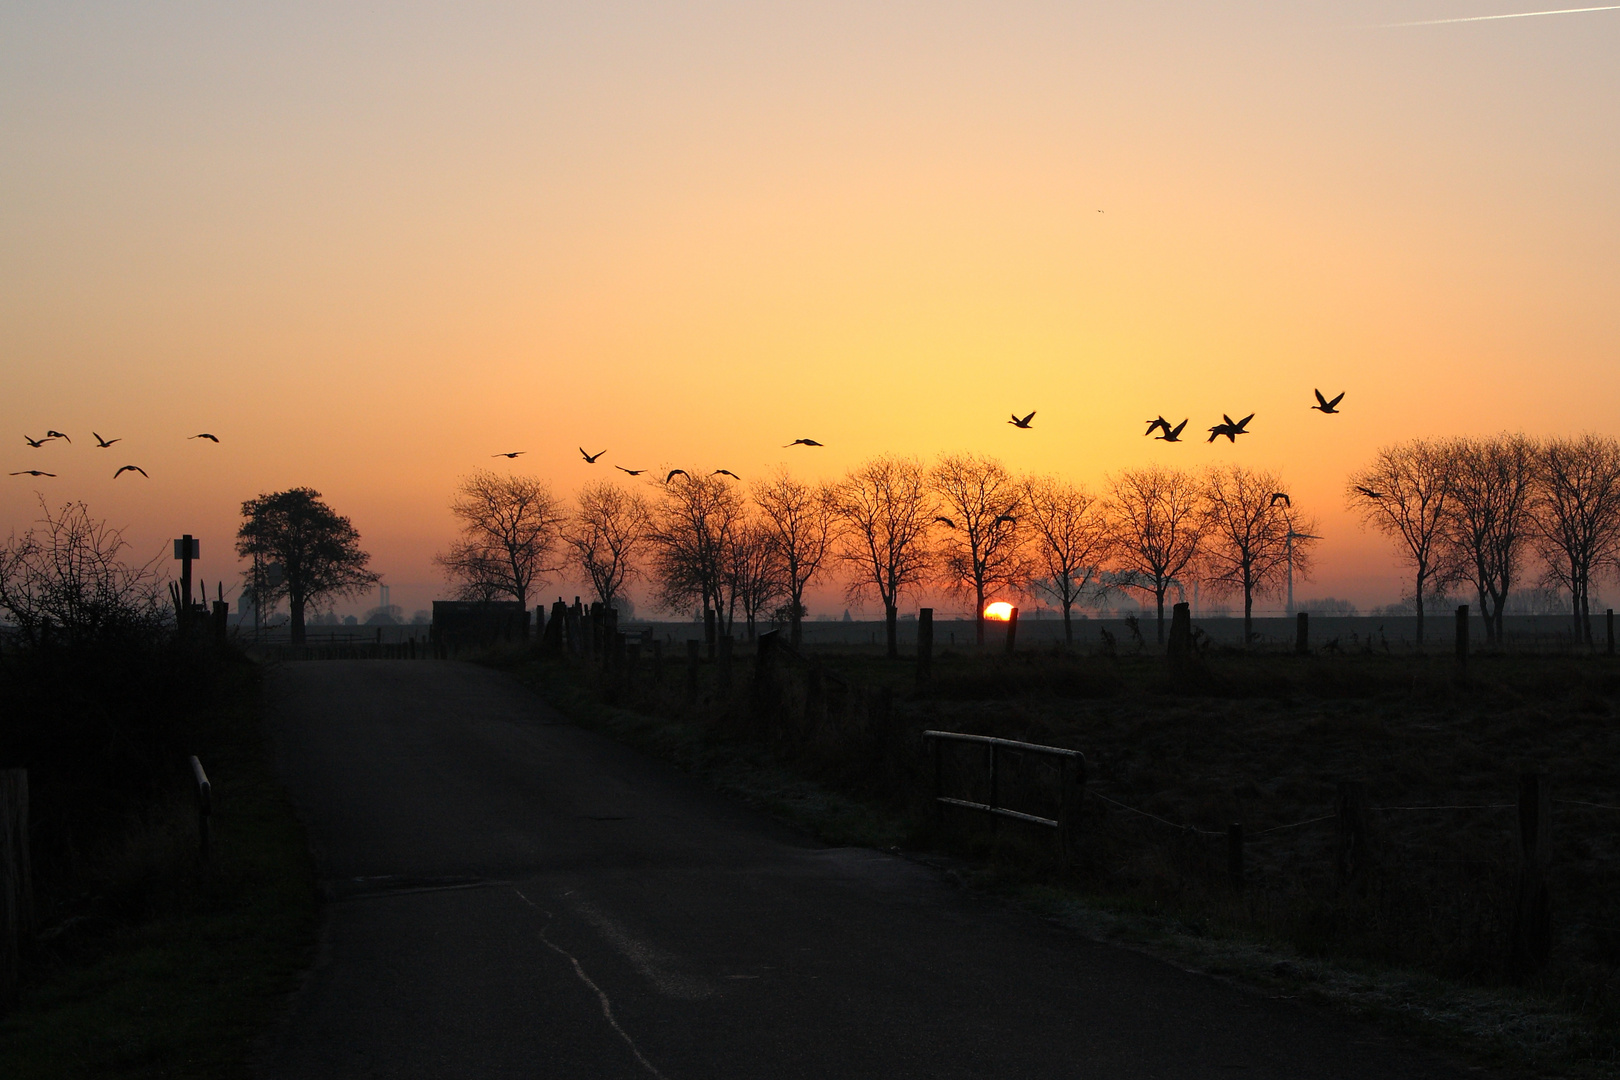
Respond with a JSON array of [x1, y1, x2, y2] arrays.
[[917, 608, 933, 684], [1058, 753, 1086, 872], [1511, 772, 1552, 979], [686, 639, 700, 704], [1334, 780, 1369, 889], [1455, 605, 1469, 664], [1166, 602, 1193, 674], [1004, 607, 1019, 655], [718, 635, 734, 692], [1, 769, 33, 1012], [704, 607, 717, 660], [190, 757, 211, 861], [1295, 611, 1309, 655], [1227, 823, 1244, 891]]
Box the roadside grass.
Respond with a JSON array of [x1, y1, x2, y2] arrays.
[[503, 642, 1620, 1079], [0, 661, 319, 1080]]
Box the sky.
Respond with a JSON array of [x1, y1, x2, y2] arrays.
[[3, 1, 1617, 618]]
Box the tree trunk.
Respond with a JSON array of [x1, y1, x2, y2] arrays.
[[885, 604, 898, 659], [975, 585, 986, 649], [1062, 601, 1073, 646], [1155, 589, 1167, 644], [1243, 588, 1253, 648], [1476, 583, 1494, 646], [290, 595, 307, 645], [1414, 582, 1425, 647]]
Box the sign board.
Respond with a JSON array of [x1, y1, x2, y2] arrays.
[[173, 537, 200, 560]]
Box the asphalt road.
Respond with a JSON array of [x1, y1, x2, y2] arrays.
[[257, 660, 1475, 1079]]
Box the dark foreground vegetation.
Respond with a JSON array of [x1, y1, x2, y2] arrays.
[[507, 630, 1620, 1077], [0, 504, 316, 1079]]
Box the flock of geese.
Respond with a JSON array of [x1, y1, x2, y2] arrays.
[[10, 391, 1344, 487], [472, 390, 1347, 485], [9, 431, 219, 480]]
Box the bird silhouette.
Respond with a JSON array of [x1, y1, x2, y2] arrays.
[[1355, 485, 1384, 500], [190, 433, 219, 442], [1144, 416, 1171, 437], [46, 430, 70, 443], [784, 439, 824, 448], [1008, 411, 1036, 429], [93, 432, 120, 448], [1228, 412, 1255, 433], [933, 516, 957, 529], [1156, 419, 1188, 443], [664, 469, 689, 483], [1311, 389, 1345, 414], [992, 514, 1018, 526], [580, 448, 606, 463], [713, 469, 740, 480], [23, 435, 52, 448], [615, 466, 647, 476], [1270, 492, 1291, 507], [1207, 422, 1235, 443], [10, 470, 55, 477], [492, 451, 525, 459], [114, 465, 148, 479]]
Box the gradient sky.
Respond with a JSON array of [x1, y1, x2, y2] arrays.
[[4, 1, 1617, 617]]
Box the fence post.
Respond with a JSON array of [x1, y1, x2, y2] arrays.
[[1335, 780, 1369, 889], [1004, 607, 1019, 655], [1, 769, 33, 1013], [1608, 609, 1615, 657], [1227, 823, 1244, 891], [1058, 753, 1086, 873], [189, 757, 212, 861], [1455, 605, 1469, 664], [686, 639, 700, 704], [704, 607, 717, 660], [917, 608, 933, 684], [1511, 772, 1552, 979], [1295, 611, 1309, 656]]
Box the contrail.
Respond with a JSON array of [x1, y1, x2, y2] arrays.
[[1380, 4, 1620, 27]]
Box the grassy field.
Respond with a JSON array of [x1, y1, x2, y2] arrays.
[[0, 660, 318, 1080], [510, 634, 1620, 1078]]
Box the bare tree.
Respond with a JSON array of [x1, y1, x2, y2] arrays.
[[1020, 475, 1111, 646], [1346, 440, 1457, 647], [1445, 434, 1538, 645], [1199, 466, 1309, 645], [751, 469, 838, 647], [1531, 433, 1620, 645], [932, 453, 1028, 648], [434, 471, 566, 607], [239, 487, 380, 644], [565, 480, 650, 612], [0, 499, 165, 647], [833, 455, 934, 658], [1107, 466, 1204, 644], [726, 523, 787, 641], [648, 471, 745, 637]]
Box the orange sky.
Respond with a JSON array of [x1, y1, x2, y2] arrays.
[[3, 2, 1617, 617]]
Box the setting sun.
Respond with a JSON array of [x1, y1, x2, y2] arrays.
[[983, 601, 1014, 622]]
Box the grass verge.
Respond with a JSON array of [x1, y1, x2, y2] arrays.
[[0, 661, 319, 1080]]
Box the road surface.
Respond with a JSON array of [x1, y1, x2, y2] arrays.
[[257, 660, 1474, 1079]]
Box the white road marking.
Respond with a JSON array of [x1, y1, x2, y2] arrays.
[[572, 900, 717, 1001], [513, 888, 670, 1080], [1380, 4, 1620, 26]]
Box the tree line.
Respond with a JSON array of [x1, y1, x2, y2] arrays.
[[434, 456, 1322, 655], [1347, 433, 1620, 646]]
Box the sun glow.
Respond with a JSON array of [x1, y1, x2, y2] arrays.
[[983, 601, 1014, 622]]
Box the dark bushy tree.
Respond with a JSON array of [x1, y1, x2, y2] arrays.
[[237, 488, 379, 644]]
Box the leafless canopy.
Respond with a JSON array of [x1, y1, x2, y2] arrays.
[[751, 469, 838, 647], [833, 455, 934, 658], [565, 479, 650, 611], [1199, 466, 1310, 645], [1444, 434, 1537, 645], [726, 523, 787, 640], [647, 470, 745, 634], [932, 453, 1028, 647], [1107, 465, 1204, 644], [1345, 440, 1456, 646], [434, 470, 566, 607], [1020, 475, 1111, 645], [1531, 434, 1620, 644]]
